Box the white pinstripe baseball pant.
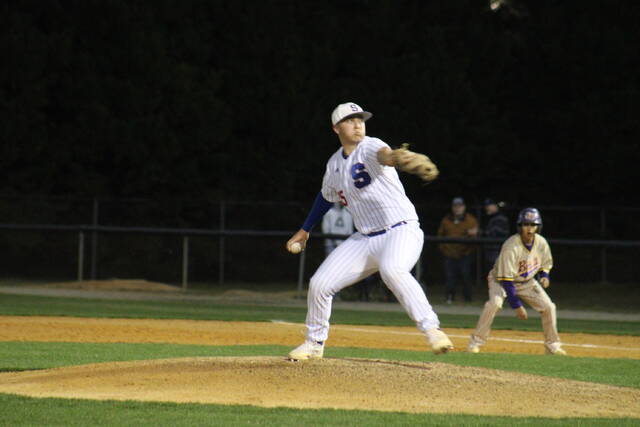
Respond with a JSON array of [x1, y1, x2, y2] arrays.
[[305, 221, 440, 342]]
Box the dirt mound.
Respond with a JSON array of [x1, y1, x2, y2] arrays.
[[1, 356, 638, 418], [38, 279, 180, 292]]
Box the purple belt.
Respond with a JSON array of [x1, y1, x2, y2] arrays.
[[366, 221, 408, 237]]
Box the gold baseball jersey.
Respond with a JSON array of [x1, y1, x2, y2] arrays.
[[489, 233, 553, 283]]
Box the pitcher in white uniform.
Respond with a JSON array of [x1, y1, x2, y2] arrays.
[[285, 102, 453, 360]]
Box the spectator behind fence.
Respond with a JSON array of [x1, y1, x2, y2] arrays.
[[482, 198, 510, 275], [437, 197, 479, 304]]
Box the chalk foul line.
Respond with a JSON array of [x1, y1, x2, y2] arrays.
[[270, 320, 640, 352]]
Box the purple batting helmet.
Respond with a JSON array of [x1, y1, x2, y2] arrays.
[[517, 207, 542, 230]]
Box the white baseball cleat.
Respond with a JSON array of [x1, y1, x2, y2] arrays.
[[288, 340, 324, 360], [544, 343, 567, 356], [467, 336, 482, 353], [427, 328, 454, 355]]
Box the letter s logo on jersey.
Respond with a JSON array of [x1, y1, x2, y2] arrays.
[[350, 163, 371, 189]]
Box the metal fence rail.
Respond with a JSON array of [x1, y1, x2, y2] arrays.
[[1, 223, 639, 291]]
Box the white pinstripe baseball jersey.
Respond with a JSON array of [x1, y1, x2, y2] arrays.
[[320, 136, 419, 235]]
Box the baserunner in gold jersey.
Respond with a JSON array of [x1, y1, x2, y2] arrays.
[[468, 207, 567, 355]]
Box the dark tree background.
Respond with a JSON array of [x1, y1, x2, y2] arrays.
[[2, 0, 639, 207]]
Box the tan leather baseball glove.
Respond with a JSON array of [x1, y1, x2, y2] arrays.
[[391, 144, 439, 182]]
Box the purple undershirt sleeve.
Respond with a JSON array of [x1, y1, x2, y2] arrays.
[[538, 271, 549, 279], [302, 192, 334, 232], [500, 280, 523, 309]]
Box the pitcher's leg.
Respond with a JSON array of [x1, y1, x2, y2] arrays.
[[380, 268, 440, 333], [305, 234, 372, 342], [376, 224, 439, 333]]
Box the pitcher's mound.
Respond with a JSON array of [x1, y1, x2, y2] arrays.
[[1, 357, 638, 418]]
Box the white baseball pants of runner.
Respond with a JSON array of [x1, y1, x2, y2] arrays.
[[470, 279, 561, 348], [304, 221, 440, 343]]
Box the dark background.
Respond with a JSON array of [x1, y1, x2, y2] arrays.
[[1, 1, 639, 286], [2, 0, 639, 208]]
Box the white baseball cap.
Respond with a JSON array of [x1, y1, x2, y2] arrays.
[[331, 102, 373, 125]]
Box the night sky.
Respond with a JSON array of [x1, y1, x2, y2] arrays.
[[2, 0, 639, 208]]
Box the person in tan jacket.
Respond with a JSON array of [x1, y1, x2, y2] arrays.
[[437, 197, 478, 303]]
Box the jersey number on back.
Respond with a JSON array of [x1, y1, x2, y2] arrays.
[[351, 163, 371, 189]]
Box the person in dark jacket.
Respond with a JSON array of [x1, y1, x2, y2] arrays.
[[482, 198, 510, 275]]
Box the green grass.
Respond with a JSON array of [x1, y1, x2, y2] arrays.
[[1, 342, 639, 389], [0, 290, 639, 426], [4, 278, 640, 313], [538, 281, 640, 313], [2, 393, 638, 427], [1, 293, 638, 335]]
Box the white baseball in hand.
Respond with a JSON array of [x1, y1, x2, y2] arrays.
[[289, 242, 302, 254]]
